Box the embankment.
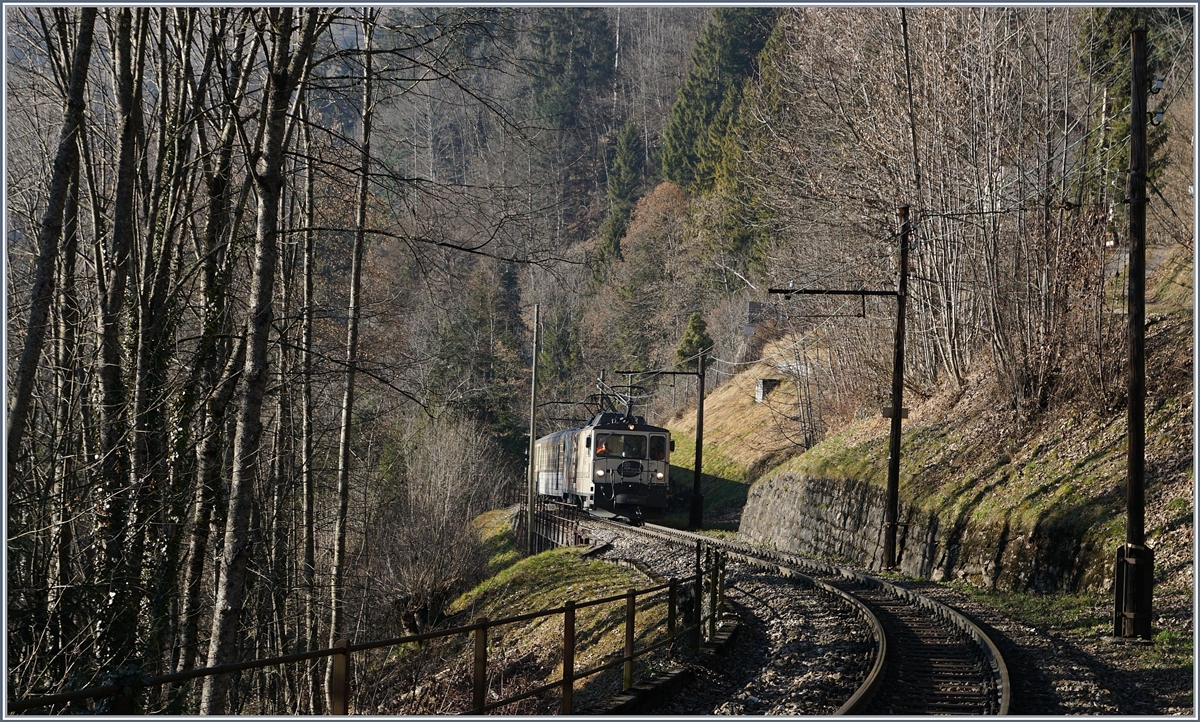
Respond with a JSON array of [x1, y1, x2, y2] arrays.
[[738, 311, 1192, 595]]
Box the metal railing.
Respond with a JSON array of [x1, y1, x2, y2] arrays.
[[9, 548, 727, 716], [514, 498, 583, 554]]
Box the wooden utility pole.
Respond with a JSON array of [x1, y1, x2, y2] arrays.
[[689, 351, 706, 530], [1114, 27, 1153, 640], [527, 304, 540, 553], [883, 205, 911, 569]]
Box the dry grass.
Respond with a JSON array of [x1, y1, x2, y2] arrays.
[[363, 539, 673, 715], [667, 335, 823, 478]]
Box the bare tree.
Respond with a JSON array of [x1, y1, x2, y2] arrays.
[[373, 416, 505, 632], [6, 8, 96, 477], [325, 9, 377, 709], [200, 9, 323, 713]]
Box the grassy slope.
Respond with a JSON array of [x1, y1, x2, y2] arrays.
[[447, 512, 671, 712], [780, 303, 1193, 588], [474, 508, 522, 577], [660, 256, 1192, 599], [664, 345, 816, 526]]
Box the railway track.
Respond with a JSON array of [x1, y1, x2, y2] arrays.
[[585, 516, 1010, 715]]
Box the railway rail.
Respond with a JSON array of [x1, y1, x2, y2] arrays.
[[586, 515, 1010, 715]]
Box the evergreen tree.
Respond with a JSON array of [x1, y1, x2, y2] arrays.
[[595, 212, 627, 267], [612, 254, 660, 369], [1078, 8, 1181, 198], [537, 305, 583, 402], [675, 312, 713, 371], [699, 25, 789, 283], [429, 262, 527, 459], [608, 121, 643, 205], [528, 8, 617, 246], [706, 116, 772, 281], [529, 8, 615, 130], [660, 8, 776, 191], [595, 121, 644, 269]]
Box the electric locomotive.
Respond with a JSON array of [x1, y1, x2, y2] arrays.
[[534, 412, 672, 519]]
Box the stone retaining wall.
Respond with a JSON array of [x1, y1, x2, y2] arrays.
[[739, 472, 1112, 592]]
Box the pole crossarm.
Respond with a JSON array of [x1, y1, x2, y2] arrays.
[[615, 369, 698, 378], [767, 288, 898, 297], [767, 209, 910, 569]]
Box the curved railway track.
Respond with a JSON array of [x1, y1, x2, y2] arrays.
[[587, 516, 1010, 715]]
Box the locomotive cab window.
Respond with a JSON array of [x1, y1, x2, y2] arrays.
[[649, 435, 667, 461], [594, 433, 646, 459]]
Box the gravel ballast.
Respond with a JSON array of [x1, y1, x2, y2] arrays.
[[584, 521, 873, 714]]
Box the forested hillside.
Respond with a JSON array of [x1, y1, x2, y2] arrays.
[[5, 6, 1192, 714]]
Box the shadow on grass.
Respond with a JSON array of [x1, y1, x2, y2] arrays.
[[649, 466, 748, 531]]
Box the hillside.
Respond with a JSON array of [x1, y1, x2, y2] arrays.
[[664, 337, 813, 525], [664, 303, 1192, 603]]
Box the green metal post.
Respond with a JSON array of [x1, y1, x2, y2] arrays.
[[562, 602, 575, 713], [623, 589, 636, 690]]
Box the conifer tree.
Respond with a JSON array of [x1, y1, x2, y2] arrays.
[[529, 8, 615, 130], [700, 25, 789, 282], [675, 312, 713, 371], [529, 8, 617, 246], [660, 8, 776, 191], [596, 121, 644, 267], [608, 121, 643, 205], [429, 262, 526, 459], [537, 306, 583, 401]]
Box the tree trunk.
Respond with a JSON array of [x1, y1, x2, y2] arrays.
[[174, 15, 254, 684], [200, 9, 321, 713], [134, 9, 207, 680], [95, 7, 147, 669], [326, 13, 375, 709], [46, 160, 82, 684], [299, 94, 322, 715], [7, 7, 96, 479]]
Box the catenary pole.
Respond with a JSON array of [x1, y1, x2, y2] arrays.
[[689, 350, 706, 530], [527, 304, 540, 552], [1114, 28, 1153, 639], [883, 206, 911, 569]]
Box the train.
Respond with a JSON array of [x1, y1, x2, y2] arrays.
[[534, 412, 673, 520]]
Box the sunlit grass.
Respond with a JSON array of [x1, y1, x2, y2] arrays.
[[473, 508, 521, 577], [447, 546, 672, 711], [948, 582, 1194, 670]]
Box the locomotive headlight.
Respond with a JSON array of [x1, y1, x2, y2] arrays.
[[595, 469, 605, 477], [656, 471, 665, 479]]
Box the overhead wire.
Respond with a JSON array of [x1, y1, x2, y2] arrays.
[[655, 16, 1193, 409]]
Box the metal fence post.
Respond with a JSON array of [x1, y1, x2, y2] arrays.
[[331, 639, 350, 715], [708, 550, 718, 640], [623, 589, 636, 690], [718, 552, 726, 613], [562, 602, 575, 714], [472, 618, 488, 713], [667, 578, 677, 646], [692, 543, 703, 650]]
